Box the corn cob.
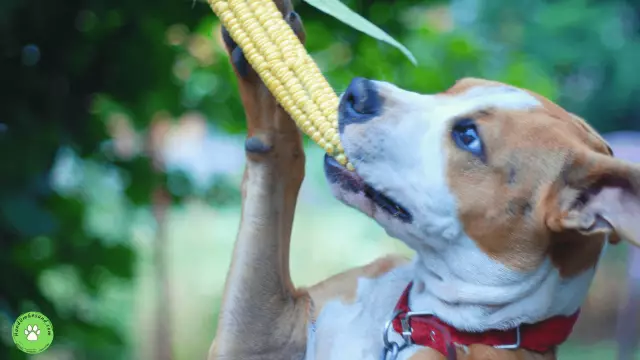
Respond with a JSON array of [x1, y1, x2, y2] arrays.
[[208, 0, 353, 170]]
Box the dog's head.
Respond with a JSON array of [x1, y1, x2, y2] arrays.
[[325, 77, 640, 276]]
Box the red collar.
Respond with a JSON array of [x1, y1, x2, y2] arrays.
[[390, 282, 580, 356]]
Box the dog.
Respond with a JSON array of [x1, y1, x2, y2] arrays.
[[208, 1, 640, 359]]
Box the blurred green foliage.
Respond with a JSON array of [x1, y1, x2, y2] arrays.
[[1, 0, 639, 358]]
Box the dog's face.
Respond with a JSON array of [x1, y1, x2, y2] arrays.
[[325, 77, 640, 275]]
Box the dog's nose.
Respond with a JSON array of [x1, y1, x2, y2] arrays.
[[339, 77, 381, 131]]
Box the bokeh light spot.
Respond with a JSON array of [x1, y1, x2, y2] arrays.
[[21, 44, 40, 66]]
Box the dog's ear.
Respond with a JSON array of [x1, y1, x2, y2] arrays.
[[545, 152, 640, 247]]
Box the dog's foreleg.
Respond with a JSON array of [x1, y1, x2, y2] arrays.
[[208, 1, 310, 359], [210, 131, 308, 360]]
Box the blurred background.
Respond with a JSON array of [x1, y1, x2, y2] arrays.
[[1, 0, 639, 359]]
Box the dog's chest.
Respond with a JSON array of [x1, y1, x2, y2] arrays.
[[305, 264, 425, 360]]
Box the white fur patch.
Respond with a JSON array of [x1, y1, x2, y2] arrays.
[[307, 263, 413, 359], [408, 237, 602, 331], [457, 85, 541, 111]]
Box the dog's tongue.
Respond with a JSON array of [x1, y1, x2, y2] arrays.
[[323, 153, 364, 192]]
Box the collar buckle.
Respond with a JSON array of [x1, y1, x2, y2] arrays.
[[400, 317, 412, 345], [400, 310, 435, 345], [493, 326, 521, 350]]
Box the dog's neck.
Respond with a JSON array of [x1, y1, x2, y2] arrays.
[[405, 235, 605, 332]]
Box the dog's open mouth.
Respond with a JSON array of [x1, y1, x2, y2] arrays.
[[324, 154, 413, 223]]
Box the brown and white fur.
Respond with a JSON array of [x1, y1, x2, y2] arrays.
[[208, 2, 640, 359]]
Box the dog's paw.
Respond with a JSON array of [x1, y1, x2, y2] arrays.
[[221, 0, 306, 171]]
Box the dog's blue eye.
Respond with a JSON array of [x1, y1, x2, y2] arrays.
[[452, 119, 484, 158]]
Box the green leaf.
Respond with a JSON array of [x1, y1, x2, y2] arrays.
[[303, 0, 417, 65]]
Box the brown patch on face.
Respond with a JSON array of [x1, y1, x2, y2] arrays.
[[447, 78, 612, 156], [444, 78, 612, 276], [548, 231, 605, 278], [306, 254, 410, 319]]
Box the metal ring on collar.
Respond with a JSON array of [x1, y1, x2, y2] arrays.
[[382, 309, 404, 348]]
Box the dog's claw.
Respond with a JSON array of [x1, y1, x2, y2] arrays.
[[222, 26, 249, 77], [231, 46, 249, 78], [245, 136, 273, 154], [285, 11, 305, 41], [221, 26, 236, 51]]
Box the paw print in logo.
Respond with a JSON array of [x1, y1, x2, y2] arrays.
[[24, 325, 40, 341]]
